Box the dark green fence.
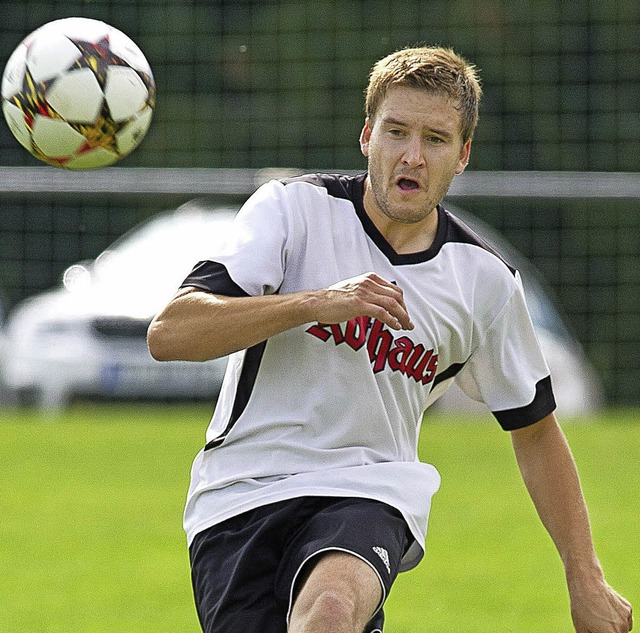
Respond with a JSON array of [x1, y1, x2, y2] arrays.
[[1, 0, 639, 404]]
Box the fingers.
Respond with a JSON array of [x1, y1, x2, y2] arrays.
[[324, 272, 414, 330], [570, 583, 633, 633], [354, 273, 413, 330], [368, 293, 413, 331]]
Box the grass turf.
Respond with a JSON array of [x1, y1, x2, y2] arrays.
[[1, 404, 638, 632]]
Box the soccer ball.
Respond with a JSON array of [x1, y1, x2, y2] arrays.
[[1, 17, 155, 169]]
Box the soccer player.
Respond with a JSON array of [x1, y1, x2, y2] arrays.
[[147, 46, 632, 633]]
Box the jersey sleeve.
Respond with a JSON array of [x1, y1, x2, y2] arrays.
[[182, 180, 290, 297], [454, 273, 556, 430]]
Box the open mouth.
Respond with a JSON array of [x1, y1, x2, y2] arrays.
[[396, 176, 421, 192]]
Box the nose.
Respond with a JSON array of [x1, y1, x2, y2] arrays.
[[401, 136, 425, 168]]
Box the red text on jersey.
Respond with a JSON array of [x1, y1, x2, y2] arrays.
[[306, 317, 438, 385]]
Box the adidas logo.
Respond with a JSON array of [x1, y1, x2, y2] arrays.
[[372, 546, 391, 574]]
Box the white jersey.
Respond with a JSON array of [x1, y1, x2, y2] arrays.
[[181, 173, 555, 571]]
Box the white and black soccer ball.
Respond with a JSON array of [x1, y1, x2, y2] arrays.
[[1, 17, 155, 169]]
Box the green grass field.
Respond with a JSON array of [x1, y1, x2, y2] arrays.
[[1, 404, 638, 632]]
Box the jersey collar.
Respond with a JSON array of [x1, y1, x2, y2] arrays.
[[352, 173, 449, 266]]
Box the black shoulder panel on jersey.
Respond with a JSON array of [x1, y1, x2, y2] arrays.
[[280, 172, 367, 202], [180, 260, 249, 297], [443, 210, 517, 277], [492, 375, 557, 430]]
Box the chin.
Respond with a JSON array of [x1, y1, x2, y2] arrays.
[[387, 208, 433, 225]]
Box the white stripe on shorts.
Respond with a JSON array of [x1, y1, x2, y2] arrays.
[[285, 546, 386, 627]]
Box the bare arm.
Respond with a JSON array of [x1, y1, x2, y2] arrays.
[[511, 414, 632, 633], [147, 272, 414, 361]]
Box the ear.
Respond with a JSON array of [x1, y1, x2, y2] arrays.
[[455, 139, 472, 175], [359, 119, 371, 158]]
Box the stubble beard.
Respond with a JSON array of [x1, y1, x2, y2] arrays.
[[368, 167, 446, 225]]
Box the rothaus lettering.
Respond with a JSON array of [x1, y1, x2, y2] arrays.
[[306, 317, 438, 385]]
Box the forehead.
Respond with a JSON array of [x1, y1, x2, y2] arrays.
[[374, 85, 463, 134]]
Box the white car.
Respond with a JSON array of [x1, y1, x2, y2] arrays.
[[2, 202, 236, 410], [0, 293, 11, 403], [1, 200, 603, 415]]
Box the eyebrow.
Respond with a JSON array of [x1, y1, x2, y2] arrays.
[[381, 116, 409, 128]]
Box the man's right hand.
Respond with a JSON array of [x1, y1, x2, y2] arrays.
[[314, 272, 414, 332]]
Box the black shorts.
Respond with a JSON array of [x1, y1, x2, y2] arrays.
[[189, 496, 411, 633]]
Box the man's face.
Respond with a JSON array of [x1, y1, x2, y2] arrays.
[[360, 85, 471, 226]]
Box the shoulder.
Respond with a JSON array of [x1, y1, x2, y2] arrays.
[[279, 172, 366, 203], [247, 173, 364, 217], [436, 207, 525, 317], [248, 173, 366, 231], [240, 173, 365, 244], [440, 206, 517, 279], [442, 208, 517, 276]]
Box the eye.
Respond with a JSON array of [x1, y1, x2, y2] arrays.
[[388, 128, 405, 137]]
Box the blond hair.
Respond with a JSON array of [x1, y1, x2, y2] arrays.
[[365, 46, 482, 142]]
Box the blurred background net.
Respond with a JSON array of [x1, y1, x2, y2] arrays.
[[0, 0, 638, 405]]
